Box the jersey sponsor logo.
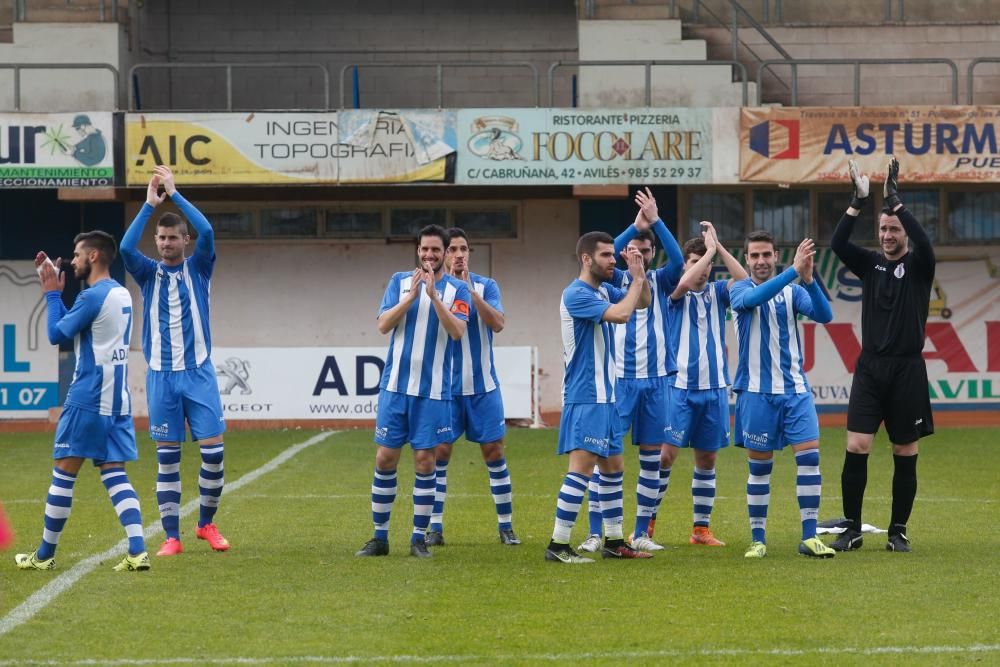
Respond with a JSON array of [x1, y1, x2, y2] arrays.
[[450, 299, 470, 317], [374, 426, 389, 439], [742, 429, 770, 446], [894, 263, 906, 279], [150, 422, 170, 438], [54, 442, 70, 449], [874, 264, 887, 272], [437, 425, 452, 434]]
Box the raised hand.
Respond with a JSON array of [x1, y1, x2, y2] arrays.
[[422, 262, 438, 300], [35, 252, 64, 293], [634, 187, 659, 225], [625, 246, 646, 282], [146, 173, 166, 207], [792, 238, 816, 284], [700, 220, 719, 253], [154, 164, 177, 196], [883, 156, 901, 209], [848, 159, 870, 209]]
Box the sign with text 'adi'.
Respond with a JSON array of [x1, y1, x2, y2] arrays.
[[456, 108, 715, 185], [125, 111, 456, 185], [205, 346, 536, 421], [0, 112, 114, 187], [741, 106, 1000, 183]]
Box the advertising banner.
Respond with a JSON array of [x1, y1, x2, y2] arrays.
[[208, 346, 535, 420], [456, 108, 714, 185], [716, 247, 1000, 410], [0, 261, 59, 418], [741, 106, 1000, 183], [124, 111, 456, 185], [0, 112, 114, 187]]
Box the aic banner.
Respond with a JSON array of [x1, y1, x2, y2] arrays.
[[125, 111, 457, 185], [741, 106, 1000, 183], [0, 261, 59, 417], [718, 247, 1000, 410], [0, 112, 114, 187], [208, 346, 535, 420], [456, 108, 715, 185]]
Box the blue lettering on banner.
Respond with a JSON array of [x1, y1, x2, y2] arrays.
[[0, 382, 58, 410], [3, 324, 30, 372], [823, 122, 999, 156], [312, 354, 386, 396]]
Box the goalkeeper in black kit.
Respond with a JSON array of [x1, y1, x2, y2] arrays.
[[828, 156, 935, 553]]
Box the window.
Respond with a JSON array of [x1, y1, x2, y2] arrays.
[[324, 210, 383, 238], [452, 210, 516, 238], [947, 191, 1000, 241], [209, 212, 254, 238], [816, 192, 876, 243], [753, 190, 809, 242], [260, 208, 319, 237], [897, 190, 939, 243], [390, 208, 446, 237], [686, 191, 745, 242]]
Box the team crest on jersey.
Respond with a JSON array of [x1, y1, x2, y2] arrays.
[[894, 263, 906, 279], [774, 293, 785, 304]]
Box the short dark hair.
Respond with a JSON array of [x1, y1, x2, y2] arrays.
[[633, 229, 656, 246], [417, 224, 448, 247], [445, 227, 469, 245], [73, 230, 117, 266], [745, 229, 776, 253], [683, 236, 707, 260], [156, 212, 189, 235], [880, 205, 896, 217], [576, 231, 614, 260]]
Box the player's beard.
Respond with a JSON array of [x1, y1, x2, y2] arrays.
[[74, 258, 91, 282]]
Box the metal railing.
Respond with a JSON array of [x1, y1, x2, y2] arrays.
[[757, 58, 959, 105], [548, 59, 749, 106], [129, 62, 331, 111], [967, 58, 1000, 104], [339, 62, 540, 109], [14, 0, 122, 22], [1, 63, 119, 111], [669, 0, 910, 24]]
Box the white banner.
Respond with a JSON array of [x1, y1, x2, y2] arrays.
[[208, 346, 535, 420], [0, 261, 59, 417]]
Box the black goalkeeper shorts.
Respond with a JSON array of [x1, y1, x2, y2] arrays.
[[847, 352, 934, 444]]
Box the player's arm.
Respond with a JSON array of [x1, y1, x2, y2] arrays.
[[120, 173, 164, 275], [430, 278, 469, 341], [376, 271, 421, 335], [603, 247, 649, 323], [792, 237, 833, 323], [702, 220, 747, 287], [884, 158, 936, 275], [671, 226, 716, 300], [729, 267, 797, 310], [831, 159, 873, 276], [471, 278, 505, 333], [157, 165, 215, 260]]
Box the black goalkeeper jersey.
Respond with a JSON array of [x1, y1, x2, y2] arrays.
[[831, 207, 936, 358]]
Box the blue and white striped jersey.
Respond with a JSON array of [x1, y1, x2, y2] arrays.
[[46, 279, 133, 416], [560, 279, 626, 404], [669, 279, 731, 390], [379, 271, 471, 400], [451, 272, 502, 396], [121, 193, 215, 372], [611, 219, 683, 379], [730, 269, 833, 394]]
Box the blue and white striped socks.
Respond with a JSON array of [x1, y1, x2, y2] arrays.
[[795, 449, 822, 540], [486, 457, 513, 531], [371, 467, 397, 541], [100, 467, 146, 556], [692, 466, 717, 527], [634, 450, 660, 537], [36, 467, 77, 560], [552, 472, 588, 544], [599, 471, 625, 541], [198, 443, 224, 528], [430, 459, 449, 534], [156, 445, 182, 540], [586, 465, 602, 536], [412, 472, 435, 544], [747, 458, 773, 544]]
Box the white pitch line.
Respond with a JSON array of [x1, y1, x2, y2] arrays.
[[0, 430, 339, 639], [0, 643, 997, 665]]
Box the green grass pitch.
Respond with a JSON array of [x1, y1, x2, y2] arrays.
[[0, 426, 997, 665]]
